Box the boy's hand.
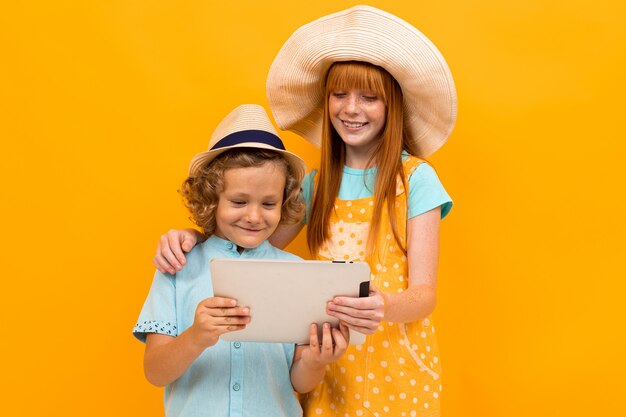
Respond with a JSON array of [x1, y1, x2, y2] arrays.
[[189, 297, 250, 348], [300, 322, 349, 369]]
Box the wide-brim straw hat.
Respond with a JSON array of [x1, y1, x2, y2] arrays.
[[266, 5, 457, 157], [188, 104, 306, 178]]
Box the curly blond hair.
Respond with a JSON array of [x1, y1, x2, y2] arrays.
[[180, 148, 305, 237]]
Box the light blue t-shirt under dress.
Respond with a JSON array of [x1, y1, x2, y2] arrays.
[[301, 158, 452, 222]]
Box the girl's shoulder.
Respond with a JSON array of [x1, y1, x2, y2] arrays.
[[403, 158, 453, 219], [401, 154, 427, 177]]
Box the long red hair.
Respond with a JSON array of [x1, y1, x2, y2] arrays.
[[307, 61, 420, 256]]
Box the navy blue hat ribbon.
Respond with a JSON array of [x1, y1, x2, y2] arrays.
[[211, 130, 285, 151]]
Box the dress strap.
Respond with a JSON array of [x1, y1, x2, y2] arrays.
[[402, 155, 425, 180], [396, 156, 425, 196]]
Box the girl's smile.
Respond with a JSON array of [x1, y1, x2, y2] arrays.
[[340, 120, 368, 129]]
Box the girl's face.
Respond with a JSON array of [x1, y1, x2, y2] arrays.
[[214, 163, 285, 251], [328, 88, 386, 163]]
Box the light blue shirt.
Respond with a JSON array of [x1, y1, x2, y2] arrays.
[[134, 235, 302, 417], [301, 157, 452, 223]]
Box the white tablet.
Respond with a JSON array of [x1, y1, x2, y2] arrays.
[[210, 258, 370, 345]]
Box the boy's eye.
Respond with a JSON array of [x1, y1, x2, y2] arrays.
[[263, 202, 278, 208], [230, 200, 246, 206]]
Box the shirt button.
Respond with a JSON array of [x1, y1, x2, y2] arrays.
[[233, 342, 241, 348], [226, 242, 234, 250], [233, 383, 241, 391]]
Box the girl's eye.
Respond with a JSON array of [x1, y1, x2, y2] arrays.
[[331, 91, 346, 98], [230, 200, 246, 206], [363, 95, 378, 102], [263, 202, 277, 208]]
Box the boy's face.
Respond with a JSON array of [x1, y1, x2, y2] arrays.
[[214, 162, 285, 250]]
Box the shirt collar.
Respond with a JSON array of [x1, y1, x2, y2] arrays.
[[205, 235, 272, 256]]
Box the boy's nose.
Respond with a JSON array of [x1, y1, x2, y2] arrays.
[[245, 206, 261, 223]]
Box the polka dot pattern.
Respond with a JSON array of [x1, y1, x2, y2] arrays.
[[303, 157, 441, 416]]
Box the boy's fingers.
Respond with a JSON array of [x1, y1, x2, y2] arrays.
[[202, 297, 237, 307], [217, 305, 250, 316], [225, 324, 247, 332], [200, 298, 251, 317], [332, 328, 348, 351], [308, 323, 320, 349], [222, 315, 250, 325], [321, 323, 333, 351], [339, 322, 351, 342]]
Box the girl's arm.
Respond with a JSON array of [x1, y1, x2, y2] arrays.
[[379, 206, 439, 322], [143, 297, 250, 386], [268, 222, 304, 249], [153, 223, 304, 274], [327, 206, 441, 330], [290, 322, 349, 393]]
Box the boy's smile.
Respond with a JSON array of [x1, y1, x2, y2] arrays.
[[214, 163, 285, 251]]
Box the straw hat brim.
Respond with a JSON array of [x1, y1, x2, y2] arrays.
[[266, 5, 458, 157], [187, 104, 307, 179], [188, 142, 306, 180]]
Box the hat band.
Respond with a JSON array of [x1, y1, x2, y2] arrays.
[[211, 130, 285, 151]]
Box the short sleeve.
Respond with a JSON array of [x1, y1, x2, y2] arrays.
[[301, 170, 316, 224], [408, 163, 453, 219], [133, 271, 178, 343], [282, 343, 296, 368]]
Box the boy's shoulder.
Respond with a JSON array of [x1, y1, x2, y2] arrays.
[[186, 239, 211, 260], [249, 239, 302, 261], [265, 243, 302, 261], [169, 238, 214, 279]]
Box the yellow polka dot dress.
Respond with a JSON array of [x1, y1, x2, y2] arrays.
[[303, 157, 442, 417]]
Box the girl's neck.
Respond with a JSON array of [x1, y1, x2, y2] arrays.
[[345, 148, 377, 170]]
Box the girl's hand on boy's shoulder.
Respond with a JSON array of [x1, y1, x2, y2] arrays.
[[300, 322, 349, 369], [154, 228, 202, 274], [189, 297, 250, 348]]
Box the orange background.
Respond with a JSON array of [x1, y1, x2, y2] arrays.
[[1, 1, 625, 416]]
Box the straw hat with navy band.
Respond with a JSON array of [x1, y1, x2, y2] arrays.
[[266, 5, 458, 158], [188, 104, 306, 179]]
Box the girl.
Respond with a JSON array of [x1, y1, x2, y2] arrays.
[[135, 104, 349, 417], [154, 6, 456, 416]]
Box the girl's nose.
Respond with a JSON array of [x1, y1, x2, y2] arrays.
[[344, 94, 359, 114]]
